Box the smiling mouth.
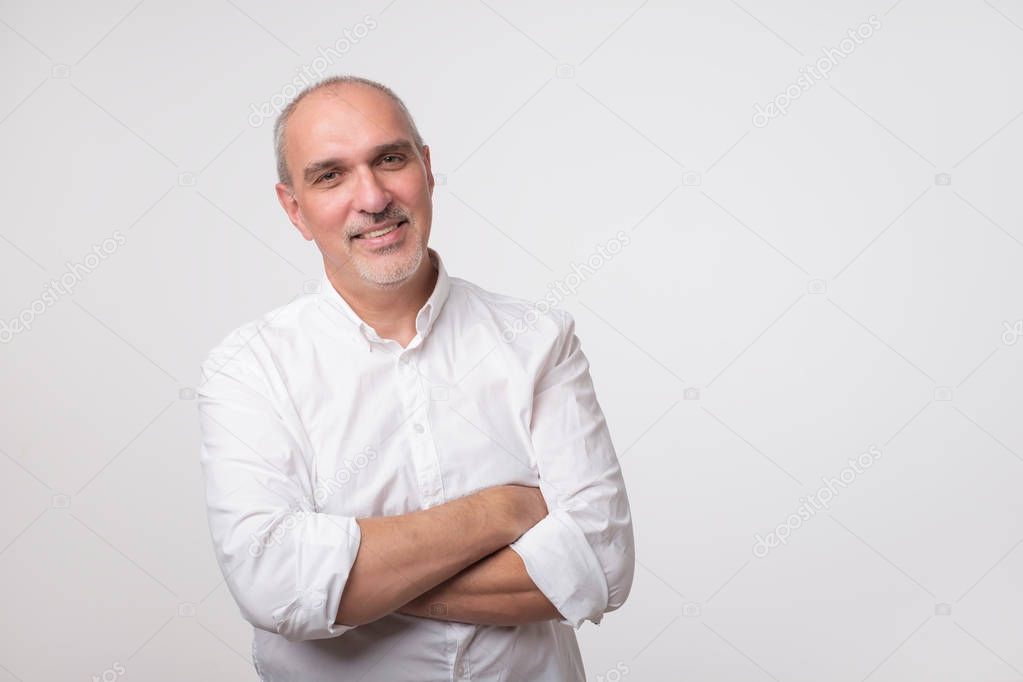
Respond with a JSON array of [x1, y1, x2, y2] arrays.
[[353, 220, 407, 240]]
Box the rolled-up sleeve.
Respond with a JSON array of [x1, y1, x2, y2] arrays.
[[197, 336, 362, 642], [509, 309, 635, 628]]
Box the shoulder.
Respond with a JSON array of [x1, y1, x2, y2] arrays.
[[446, 275, 571, 343], [200, 292, 322, 379]]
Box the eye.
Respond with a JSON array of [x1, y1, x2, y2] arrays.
[[318, 171, 340, 183], [381, 154, 405, 165]]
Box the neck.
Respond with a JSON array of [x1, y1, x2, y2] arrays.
[[325, 250, 438, 345]]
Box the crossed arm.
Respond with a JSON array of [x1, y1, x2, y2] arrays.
[[397, 547, 560, 625], [335, 484, 561, 628]]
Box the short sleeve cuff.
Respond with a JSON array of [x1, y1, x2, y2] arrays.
[[509, 509, 609, 628]]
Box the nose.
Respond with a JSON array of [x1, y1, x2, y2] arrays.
[[352, 166, 392, 216]]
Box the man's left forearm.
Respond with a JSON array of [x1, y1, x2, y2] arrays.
[[397, 547, 560, 626]]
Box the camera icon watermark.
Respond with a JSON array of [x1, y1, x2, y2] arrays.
[[683, 387, 700, 400], [681, 171, 702, 187], [934, 173, 952, 186], [807, 279, 827, 295], [177, 172, 197, 187], [555, 63, 575, 79], [179, 387, 196, 400], [51, 63, 70, 79], [303, 279, 321, 294], [52, 494, 70, 509], [934, 602, 951, 616], [178, 602, 197, 617], [934, 386, 953, 402], [682, 602, 702, 617]]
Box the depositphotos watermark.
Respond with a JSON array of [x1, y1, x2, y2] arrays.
[[248, 15, 379, 128], [0, 230, 127, 344], [249, 447, 377, 557], [752, 15, 881, 128], [1002, 319, 1022, 345], [752, 444, 882, 558], [500, 229, 632, 343], [90, 661, 126, 682], [594, 662, 630, 682]]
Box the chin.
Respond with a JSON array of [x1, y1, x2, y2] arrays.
[[355, 243, 425, 287]]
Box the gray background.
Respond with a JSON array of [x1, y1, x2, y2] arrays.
[[2, 0, 1022, 680]]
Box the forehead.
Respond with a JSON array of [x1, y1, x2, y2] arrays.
[[286, 85, 412, 164]]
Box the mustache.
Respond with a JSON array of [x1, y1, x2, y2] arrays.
[[347, 211, 408, 239]]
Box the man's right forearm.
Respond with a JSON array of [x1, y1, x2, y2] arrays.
[[335, 485, 545, 627]]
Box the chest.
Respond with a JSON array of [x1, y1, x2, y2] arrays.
[[281, 336, 542, 518]]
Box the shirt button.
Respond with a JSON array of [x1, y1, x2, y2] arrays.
[[304, 590, 326, 608], [413, 423, 425, 434]]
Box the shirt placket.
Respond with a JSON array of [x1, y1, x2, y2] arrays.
[[397, 349, 473, 680], [396, 351, 445, 508], [450, 624, 473, 680]]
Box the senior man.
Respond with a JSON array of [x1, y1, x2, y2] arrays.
[[198, 75, 634, 681]]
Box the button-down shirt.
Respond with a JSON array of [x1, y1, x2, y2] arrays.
[[197, 248, 634, 681]]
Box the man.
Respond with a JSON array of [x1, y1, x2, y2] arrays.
[[198, 75, 634, 681]]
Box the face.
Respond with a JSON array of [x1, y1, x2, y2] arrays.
[[275, 84, 435, 289]]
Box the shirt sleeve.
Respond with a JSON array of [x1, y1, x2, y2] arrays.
[[508, 309, 636, 628], [197, 334, 362, 642]]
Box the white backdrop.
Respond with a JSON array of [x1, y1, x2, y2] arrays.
[[2, 1, 1022, 680]]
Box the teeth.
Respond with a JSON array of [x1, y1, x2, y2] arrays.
[[362, 223, 400, 239]]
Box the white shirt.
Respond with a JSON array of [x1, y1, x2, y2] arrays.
[[197, 248, 634, 681]]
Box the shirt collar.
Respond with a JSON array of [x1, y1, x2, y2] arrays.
[[317, 247, 451, 345]]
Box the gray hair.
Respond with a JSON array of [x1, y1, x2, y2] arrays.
[[273, 75, 425, 187]]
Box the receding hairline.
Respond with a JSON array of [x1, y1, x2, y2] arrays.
[[273, 76, 425, 188]]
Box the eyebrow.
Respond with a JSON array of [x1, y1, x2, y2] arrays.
[[302, 139, 415, 184]]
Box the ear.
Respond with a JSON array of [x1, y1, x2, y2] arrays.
[[422, 144, 435, 196], [275, 183, 314, 241]]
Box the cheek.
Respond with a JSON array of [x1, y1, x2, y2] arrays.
[[306, 199, 352, 231], [394, 174, 429, 202]]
